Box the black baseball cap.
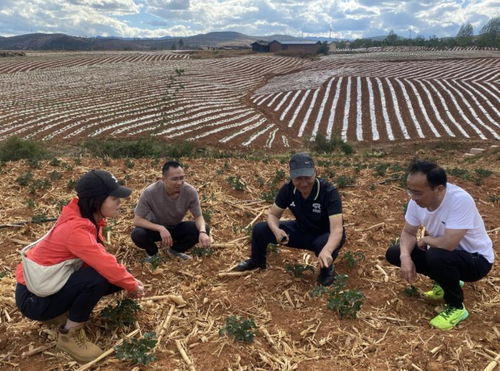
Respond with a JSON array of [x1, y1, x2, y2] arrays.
[[289, 153, 315, 179], [76, 170, 131, 198]]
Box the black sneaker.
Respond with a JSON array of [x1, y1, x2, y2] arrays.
[[318, 265, 336, 286], [232, 258, 266, 272]]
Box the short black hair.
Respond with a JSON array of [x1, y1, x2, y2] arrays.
[[162, 160, 182, 176], [408, 159, 447, 189]]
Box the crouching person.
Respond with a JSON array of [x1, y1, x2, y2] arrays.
[[233, 153, 346, 286], [15, 170, 144, 363], [385, 159, 494, 330]]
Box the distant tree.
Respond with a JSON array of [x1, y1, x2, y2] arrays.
[[478, 17, 500, 47], [384, 30, 398, 45], [317, 41, 329, 55], [456, 23, 474, 46], [178, 39, 184, 49]]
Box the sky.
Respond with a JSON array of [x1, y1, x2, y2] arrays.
[[0, 0, 499, 40]]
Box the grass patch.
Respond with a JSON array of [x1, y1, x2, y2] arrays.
[[309, 134, 354, 155], [0, 136, 49, 162]]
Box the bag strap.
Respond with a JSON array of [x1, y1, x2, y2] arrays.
[[21, 225, 56, 256]]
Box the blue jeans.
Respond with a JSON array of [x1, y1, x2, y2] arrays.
[[250, 221, 346, 264], [385, 243, 492, 307], [16, 266, 121, 323]]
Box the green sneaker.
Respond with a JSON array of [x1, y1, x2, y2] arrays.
[[424, 281, 464, 300], [429, 305, 469, 330]]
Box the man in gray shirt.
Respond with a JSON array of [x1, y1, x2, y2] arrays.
[[131, 161, 211, 260]]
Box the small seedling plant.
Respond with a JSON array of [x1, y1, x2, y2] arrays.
[[327, 274, 364, 319], [101, 298, 141, 329], [220, 316, 257, 343], [342, 251, 365, 269], [115, 332, 157, 365], [191, 246, 214, 257], [403, 285, 419, 297], [146, 254, 166, 270], [227, 175, 246, 191], [284, 263, 315, 278]]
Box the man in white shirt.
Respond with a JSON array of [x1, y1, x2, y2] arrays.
[[386, 159, 494, 330]]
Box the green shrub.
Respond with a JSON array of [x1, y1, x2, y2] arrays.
[[220, 316, 257, 343], [101, 298, 141, 328], [309, 285, 329, 298], [0, 136, 48, 162], [31, 213, 49, 223], [403, 285, 419, 297], [115, 332, 157, 365], [341, 251, 365, 268], [227, 176, 246, 191], [49, 157, 61, 166], [335, 175, 355, 188], [284, 263, 315, 278], [267, 243, 280, 254], [309, 134, 344, 153], [82, 138, 202, 159], [29, 179, 51, 194], [191, 246, 214, 257], [326, 274, 364, 319], [49, 170, 62, 181], [327, 289, 364, 318], [261, 188, 278, 203], [25, 199, 36, 208], [16, 172, 33, 186], [488, 195, 499, 203]]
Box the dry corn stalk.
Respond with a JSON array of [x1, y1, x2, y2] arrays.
[[416, 226, 426, 241]]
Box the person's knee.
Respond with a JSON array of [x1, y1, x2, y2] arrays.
[[131, 227, 148, 245], [385, 243, 401, 266], [252, 221, 270, 236], [425, 247, 449, 270], [80, 268, 110, 292]]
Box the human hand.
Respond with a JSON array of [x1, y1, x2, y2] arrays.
[[129, 279, 144, 298], [400, 256, 416, 283], [416, 236, 428, 250], [158, 226, 172, 248], [199, 232, 211, 248], [273, 229, 289, 245], [318, 249, 333, 268]]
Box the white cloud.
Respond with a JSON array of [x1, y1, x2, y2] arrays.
[[0, 0, 498, 38]]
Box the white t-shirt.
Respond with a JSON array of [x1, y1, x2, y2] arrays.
[[405, 183, 494, 263]]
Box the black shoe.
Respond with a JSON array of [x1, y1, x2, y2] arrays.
[[318, 265, 336, 286], [232, 258, 266, 272]]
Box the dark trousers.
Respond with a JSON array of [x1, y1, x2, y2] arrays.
[[251, 221, 346, 264], [131, 221, 210, 256], [385, 244, 492, 307], [16, 267, 121, 323]]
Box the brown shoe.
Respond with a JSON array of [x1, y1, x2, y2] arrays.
[[42, 312, 68, 328], [56, 324, 103, 363]]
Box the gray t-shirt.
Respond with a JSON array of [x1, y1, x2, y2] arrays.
[[135, 181, 202, 227]]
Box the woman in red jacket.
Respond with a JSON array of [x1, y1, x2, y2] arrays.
[[15, 170, 144, 363]]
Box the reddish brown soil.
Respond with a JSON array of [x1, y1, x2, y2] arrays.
[[0, 145, 498, 370]]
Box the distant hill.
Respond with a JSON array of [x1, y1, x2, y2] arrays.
[[0, 31, 308, 51]]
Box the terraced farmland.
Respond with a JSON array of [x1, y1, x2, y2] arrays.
[[0, 50, 498, 149]]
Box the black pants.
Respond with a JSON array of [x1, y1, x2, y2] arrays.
[[16, 267, 121, 323], [385, 244, 492, 307], [250, 221, 346, 264], [131, 221, 210, 256]]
